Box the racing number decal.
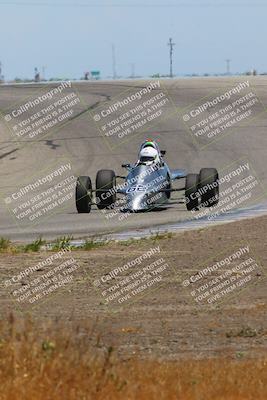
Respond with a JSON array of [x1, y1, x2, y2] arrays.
[[126, 185, 146, 193]]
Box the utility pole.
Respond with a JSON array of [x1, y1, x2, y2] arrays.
[[225, 59, 231, 75], [130, 63, 135, 78], [168, 38, 175, 78], [112, 44, 117, 79], [42, 65, 46, 81], [0, 61, 2, 80]]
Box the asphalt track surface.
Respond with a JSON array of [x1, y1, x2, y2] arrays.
[[0, 77, 267, 242]]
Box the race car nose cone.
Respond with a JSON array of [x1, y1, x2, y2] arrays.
[[128, 193, 149, 212], [131, 195, 145, 211]]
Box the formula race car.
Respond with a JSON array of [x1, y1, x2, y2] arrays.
[[75, 140, 219, 213]]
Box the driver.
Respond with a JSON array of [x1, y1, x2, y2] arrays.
[[138, 146, 160, 166]]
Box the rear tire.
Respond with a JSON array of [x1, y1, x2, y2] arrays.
[[185, 173, 199, 211], [165, 175, 171, 199], [76, 176, 92, 213], [96, 169, 116, 210], [198, 168, 219, 207]]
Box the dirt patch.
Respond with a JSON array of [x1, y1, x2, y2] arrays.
[[0, 216, 266, 360]]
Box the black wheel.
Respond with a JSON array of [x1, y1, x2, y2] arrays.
[[185, 173, 199, 211], [96, 169, 116, 210], [165, 175, 171, 199], [198, 168, 219, 207], [76, 176, 92, 213]]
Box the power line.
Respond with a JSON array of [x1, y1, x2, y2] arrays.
[[0, 2, 266, 7]]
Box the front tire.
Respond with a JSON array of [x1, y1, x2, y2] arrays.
[[198, 168, 219, 207], [76, 176, 92, 213], [185, 173, 199, 211], [96, 169, 116, 210]]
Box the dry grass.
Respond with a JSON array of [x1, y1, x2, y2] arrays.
[[0, 315, 266, 400]]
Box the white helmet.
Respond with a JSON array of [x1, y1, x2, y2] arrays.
[[139, 146, 158, 165]]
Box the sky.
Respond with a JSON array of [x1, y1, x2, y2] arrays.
[[0, 0, 266, 80]]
